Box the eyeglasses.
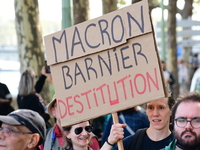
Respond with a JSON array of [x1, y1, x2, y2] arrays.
[[0, 127, 32, 137], [174, 118, 200, 129], [74, 126, 93, 135]]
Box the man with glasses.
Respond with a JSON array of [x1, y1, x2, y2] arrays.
[[165, 93, 200, 150], [0, 109, 46, 150]]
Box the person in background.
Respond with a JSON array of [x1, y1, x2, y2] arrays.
[[35, 65, 54, 100], [165, 93, 200, 150], [44, 95, 100, 150], [192, 53, 199, 75], [101, 106, 149, 146], [0, 82, 14, 115], [43, 95, 65, 150], [161, 60, 175, 93], [114, 96, 175, 150], [63, 120, 126, 150], [178, 59, 188, 95], [17, 68, 50, 128], [0, 109, 46, 150]]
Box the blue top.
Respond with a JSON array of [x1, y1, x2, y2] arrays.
[[101, 110, 149, 146], [68, 147, 93, 150]]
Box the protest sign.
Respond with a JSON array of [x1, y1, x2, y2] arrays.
[[44, 0, 167, 127]]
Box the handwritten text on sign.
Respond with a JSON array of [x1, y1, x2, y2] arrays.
[[44, 0, 166, 127], [45, 1, 151, 65]]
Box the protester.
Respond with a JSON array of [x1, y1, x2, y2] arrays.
[[165, 93, 200, 150], [44, 95, 100, 150], [43, 95, 66, 150], [101, 106, 149, 146], [192, 53, 199, 75], [0, 109, 46, 150], [161, 61, 175, 93], [17, 68, 50, 128], [0, 82, 14, 115], [92, 116, 106, 145], [178, 59, 188, 94], [113, 96, 175, 150], [63, 120, 126, 150], [35, 66, 54, 99]]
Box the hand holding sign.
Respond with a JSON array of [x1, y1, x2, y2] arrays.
[[101, 120, 126, 150], [44, 0, 166, 129]]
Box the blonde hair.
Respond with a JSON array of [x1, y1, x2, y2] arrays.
[[18, 68, 36, 96]]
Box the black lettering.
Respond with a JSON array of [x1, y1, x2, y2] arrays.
[[74, 62, 86, 85], [132, 43, 148, 66], [113, 48, 120, 72], [120, 45, 133, 69], [98, 51, 112, 76], [52, 30, 68, 62], [98, 19, 111, 45], [71, 27, 86, 57], [84, 58, 98, 80], [127, 5, 144, 37], [85, 23, 100, 49], [62, 66, 73, 90], [111, 15, 124, 43]]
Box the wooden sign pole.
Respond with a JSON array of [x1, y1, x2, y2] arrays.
[[112, 112, 124, 150]]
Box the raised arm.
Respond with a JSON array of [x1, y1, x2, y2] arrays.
[[101, 123, 126, 150]]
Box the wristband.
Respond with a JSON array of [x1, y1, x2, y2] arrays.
[[106, 139, 114, 147]]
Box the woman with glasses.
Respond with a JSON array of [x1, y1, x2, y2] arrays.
[[63, 120, 126, 150]]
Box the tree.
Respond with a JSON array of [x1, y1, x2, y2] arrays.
[[130, 0, 195, 98], [102, 0, 118, 14], [14, 0, 50, 103], [132, 0, 160, 12], [168, 0, 194, 98], [73, 0, 90, 24], [178, 0, 194, 90], [167, 0, 178, 99]]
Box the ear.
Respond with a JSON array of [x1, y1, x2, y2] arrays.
[[27, 133, 40, 148], [64, 131, 71, 139], [51, 107, 56, 117]]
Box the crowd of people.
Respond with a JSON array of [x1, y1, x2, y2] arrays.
[[1, 62, 200, 150]]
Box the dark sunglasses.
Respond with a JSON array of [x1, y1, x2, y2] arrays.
[[74, 125, 93, 135]]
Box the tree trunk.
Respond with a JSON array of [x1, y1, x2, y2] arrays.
[[73, 0, 90, 24], [167, 0, 178, 99], [102, 0, 118, 14], [14, 0, 50, 103], [180, 0, 194, 90], [132, 0, 159, 13]]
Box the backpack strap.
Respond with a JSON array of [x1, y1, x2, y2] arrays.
[[129, 128, 147, 150]]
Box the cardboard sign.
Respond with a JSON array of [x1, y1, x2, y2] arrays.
[[44, 0, 166, 127]]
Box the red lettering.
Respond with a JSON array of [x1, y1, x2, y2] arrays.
[[81, 90, 92, 109], [66, 96, 74, 116], [96, 84, 107, 104], [74, 94, 84, 113], [146, 68, 159, 91], [93, 88, 99, 107], [58, 99, 67, 119], [117, 75, 129, 100], [128, 74, 135, 98], [107, 81, 119, 105], [134, 74, 146, 94]]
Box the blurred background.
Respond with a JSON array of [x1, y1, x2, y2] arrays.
[[0, 0, 200, 108]]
